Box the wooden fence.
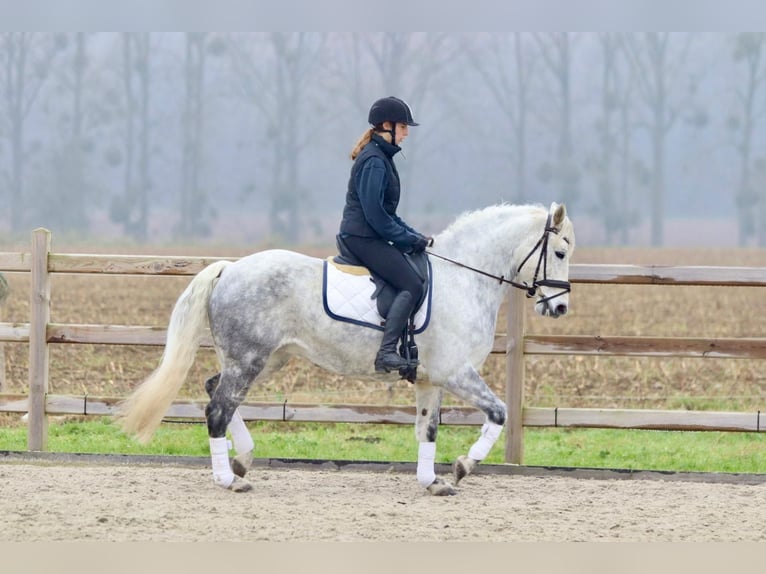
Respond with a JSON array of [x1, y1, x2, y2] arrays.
[[1, 228, 766, 464]]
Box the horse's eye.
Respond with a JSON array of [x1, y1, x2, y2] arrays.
[[555, 251, 566, 260]]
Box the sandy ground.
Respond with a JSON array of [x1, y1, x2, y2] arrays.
[[1, 457, 765, 542]]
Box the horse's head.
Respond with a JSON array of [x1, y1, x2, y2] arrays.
[[517, 202, 575, 319]]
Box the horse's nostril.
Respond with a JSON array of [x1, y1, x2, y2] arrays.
[[556, 304, 568, 316]]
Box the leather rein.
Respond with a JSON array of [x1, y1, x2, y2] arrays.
[[426, 212, 571, 305]]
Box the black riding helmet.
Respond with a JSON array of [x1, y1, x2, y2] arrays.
[[368, 96, 420, 127]]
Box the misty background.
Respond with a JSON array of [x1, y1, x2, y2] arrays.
[[0, 32, 765, 249]]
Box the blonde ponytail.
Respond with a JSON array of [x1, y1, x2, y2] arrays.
[[350, 128, 375, 160]]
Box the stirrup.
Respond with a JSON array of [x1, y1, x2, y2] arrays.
[[375, 352, 417, 373]]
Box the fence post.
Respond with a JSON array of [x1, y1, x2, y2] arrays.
[[28, 228, 51, 451], [504, 288, 526, 464], [0, 272, 7, 393]]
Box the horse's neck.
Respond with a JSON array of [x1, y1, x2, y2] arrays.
[[433, 206, 545, 315], [436, 207, 543, 283]]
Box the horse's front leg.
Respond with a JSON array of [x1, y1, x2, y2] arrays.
[[205, 374, 254, 478], [441, 364, 506, 485], [414, 382, 456, 496]]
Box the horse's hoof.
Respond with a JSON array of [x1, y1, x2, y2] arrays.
[[427, 477, 457, 496], [231, 450, 254, 478], [453, 455, 477, 485], [228, 476, 253, 493]]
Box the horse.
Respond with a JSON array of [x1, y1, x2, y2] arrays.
[[118, 202, 575, 495]]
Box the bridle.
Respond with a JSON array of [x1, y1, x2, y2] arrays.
[[426, 211, 571, 305]]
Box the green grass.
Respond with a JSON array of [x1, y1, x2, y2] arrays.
[[1, 417, 765, 474]]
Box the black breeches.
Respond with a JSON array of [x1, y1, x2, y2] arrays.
[[341, 236, 424, 302]]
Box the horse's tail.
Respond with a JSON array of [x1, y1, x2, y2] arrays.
[[118, 259, 232, 443]]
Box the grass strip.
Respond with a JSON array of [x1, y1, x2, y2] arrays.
[[1, 417, 764, 474]]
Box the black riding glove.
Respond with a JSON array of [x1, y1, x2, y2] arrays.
[[411, 236, 429, 253]]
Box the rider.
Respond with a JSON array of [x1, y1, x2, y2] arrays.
[[338, 96, 432, 373]]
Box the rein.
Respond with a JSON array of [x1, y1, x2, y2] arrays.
[[427, 211, 571, 305]]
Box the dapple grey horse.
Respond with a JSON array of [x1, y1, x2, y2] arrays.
[[119, 202, 575, 495]]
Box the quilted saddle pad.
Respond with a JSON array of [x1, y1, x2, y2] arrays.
[[322, 258, 431, 333]]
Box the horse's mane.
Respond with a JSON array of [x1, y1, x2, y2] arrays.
[[437, 203, 547, 242]]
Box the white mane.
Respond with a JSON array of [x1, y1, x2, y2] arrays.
[[437, 203, 547, 242]]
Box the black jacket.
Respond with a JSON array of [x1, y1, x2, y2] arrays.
[[339, 133, 422, 251]]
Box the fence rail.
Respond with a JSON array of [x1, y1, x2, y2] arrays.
[[1, 228, 765, 463]]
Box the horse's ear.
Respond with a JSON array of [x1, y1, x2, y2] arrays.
[[551, 202, 566, 228]]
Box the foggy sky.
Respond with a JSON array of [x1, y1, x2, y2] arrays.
[[0, 32, 764, 248]]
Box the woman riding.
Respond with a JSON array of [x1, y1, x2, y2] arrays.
[[338, 96, 432, 373]]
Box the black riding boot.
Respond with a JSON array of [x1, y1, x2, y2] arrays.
[[375, 291, 419, 373]]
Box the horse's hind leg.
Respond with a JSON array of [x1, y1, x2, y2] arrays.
[[206, 363, 264, 492], [414, 383, 456, 496], [440, 364, 506, 485], [205, 374, 253, 479]]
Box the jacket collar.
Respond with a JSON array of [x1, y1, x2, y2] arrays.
[[371, 132, 401, 158]]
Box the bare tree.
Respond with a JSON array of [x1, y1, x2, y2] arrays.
[[360, 33, 453, 102], [464, 33, 535, 204], [0, 33, 59, 232], [534, 32, 581, 208], [621, 33, 697, 246], [586, 34, 646, 244], [228, 33, 328, 244], [727, 33, 766, 245], [176, 33, 226, 239], [29, 33, 116, 232], [108, 33, 153, 241]]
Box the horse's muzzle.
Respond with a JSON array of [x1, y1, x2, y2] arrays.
[[537, 299, 568, 318], [534, 279, 570, 318], [550, 302, 568, 318]]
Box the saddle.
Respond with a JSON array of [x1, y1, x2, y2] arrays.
[[334, 235, 429, 318], [323, 235, 432, 382]]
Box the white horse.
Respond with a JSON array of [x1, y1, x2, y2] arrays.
[[118, 202, 575, 495]]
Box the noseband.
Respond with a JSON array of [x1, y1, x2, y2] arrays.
[[427, 212, 571, 305], [513, 212, 571, 304]]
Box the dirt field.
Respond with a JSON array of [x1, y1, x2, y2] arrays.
[[1, 456, 765, 542]]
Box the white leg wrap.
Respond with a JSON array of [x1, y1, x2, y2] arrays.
[[209, 437, 234, 488], [228, 410, 254, 455], [416, 442, 437, 487], [467, 422, 503, 462]]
